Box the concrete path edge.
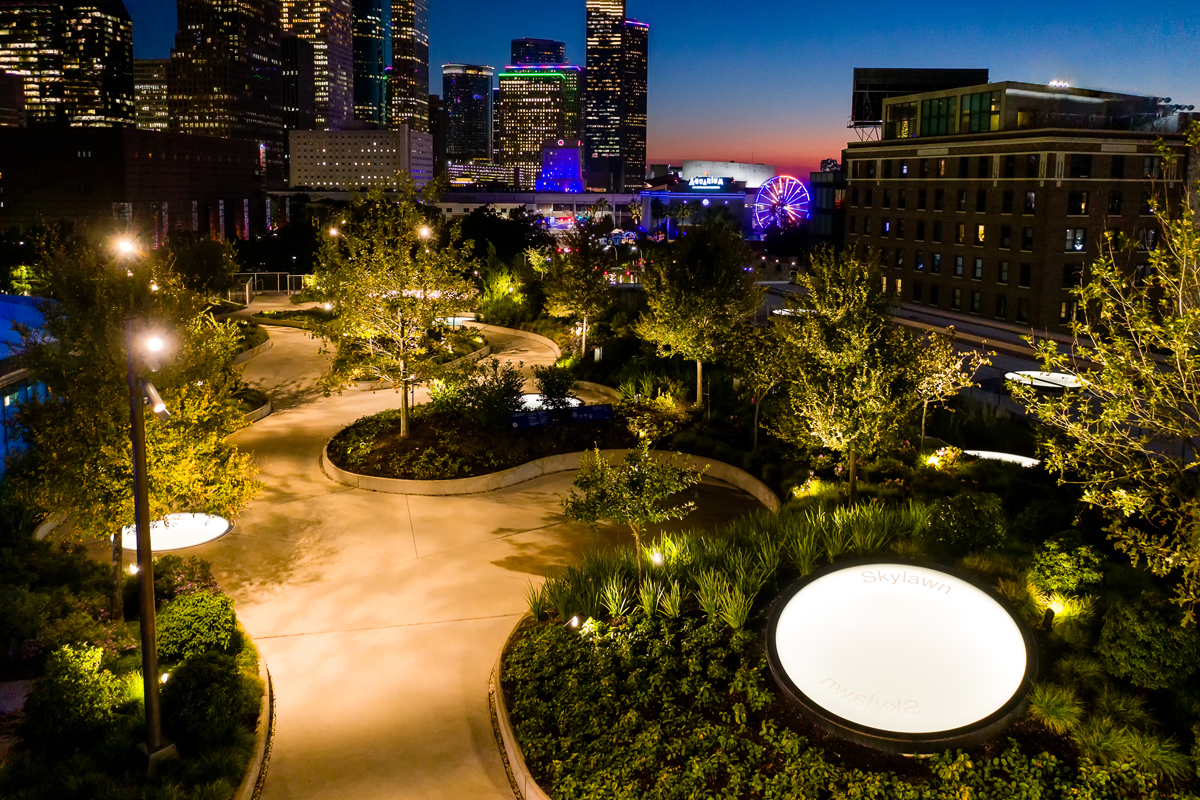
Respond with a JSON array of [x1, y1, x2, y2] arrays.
[[571, 381, 620, 402], [320, 445, 780, 511], [234, 649, 276, 800], [243, 398, 273, 425], [489, 617, 551, 800], [463, 321, 562, 360], [232, 338, 274, 366]]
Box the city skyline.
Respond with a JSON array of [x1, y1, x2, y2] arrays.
[[107, 0, 1200, 176]]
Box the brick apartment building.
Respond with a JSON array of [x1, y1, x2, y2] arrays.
[[843, 81, 1195, 333]]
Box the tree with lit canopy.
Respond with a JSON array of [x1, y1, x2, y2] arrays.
[[314, 184, 478, 439], [8, 236, 260, 617], [637, 213, 758, 406], [543, 220, 613, 355], [1013, 127, 1200, 621], [561, 442, 704, 586]]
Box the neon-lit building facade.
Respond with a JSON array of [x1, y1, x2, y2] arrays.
[[443, 64, 493, 163], [619, 20, 648, 192], [499, 65, 580, 190], [281, 0, 353, 130], [536, 138, 585, 193]]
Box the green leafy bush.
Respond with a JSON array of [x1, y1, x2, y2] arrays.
[[1096, 594, 1200, 690], [461, 358, 525, 430], [157, 590, 237, 662], [20, 644, 123, 750], [161, 651, 262, 753], [1028, 536, 1104, 594], [923, 491, 1006, 552], [531, 364, 576, 410]]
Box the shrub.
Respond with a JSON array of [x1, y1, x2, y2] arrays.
[[923, 491, 1006, 552], [1027, 536, 1104, 594], [161, 651, 261, 753], [531, 364, 576, 410], [0, 585, 48, 659], [1027, 683, 1083, 734], [20, 644, 123, 750], [153, 555, 222, 603], [157, 590, 237, 662], [38, 610, 112, 657], [461, 358, 525, 430], [1095, 594, 1200, 690]]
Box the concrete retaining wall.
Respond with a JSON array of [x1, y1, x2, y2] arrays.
[[232, 338, 273, 366], [490, 619, 552, 800], [321, 446, 779, 511], [251, 317, 314, 331]]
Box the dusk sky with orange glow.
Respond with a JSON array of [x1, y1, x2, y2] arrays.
[[126, 0, 1199, 179]]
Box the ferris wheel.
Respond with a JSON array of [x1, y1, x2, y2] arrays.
[[751, 176, 811, 232]]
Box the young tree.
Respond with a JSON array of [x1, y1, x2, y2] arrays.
[[8, 239, 260, 617], [731, 323, 790, 449], [543, 221, 612, 354], [914, 329, 991, 449], [637, 214, 758, 405], [314, 186, 479, 438], [771, 247, 924, 501], [561, 442, 704, 586], [1013, 127, 1200, 619]]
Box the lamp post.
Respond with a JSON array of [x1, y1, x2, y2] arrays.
[[125, 321, 174, 761]]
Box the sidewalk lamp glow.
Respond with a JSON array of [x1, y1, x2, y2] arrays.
[[116, 237, 137, 256], [418, 225, 431, 239], [329, 227, 339, 237]]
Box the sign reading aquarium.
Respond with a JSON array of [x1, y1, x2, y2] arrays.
[[766, 561, 1036, 753], [687, 175, 733, 190]]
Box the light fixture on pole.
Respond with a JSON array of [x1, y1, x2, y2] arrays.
[[125, 321, 175, 763]]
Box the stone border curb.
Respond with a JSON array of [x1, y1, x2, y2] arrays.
[[571, 381, 620, 401], [463, 321, 562, 359], [320, 446, 779, 511], [251, 316, 315, 330], [234, 651, 275, 800], [232, 337, 273, 366], [490, 617, 551, 800], [349, 344, 493, 392], [243, 398, 273, 424]]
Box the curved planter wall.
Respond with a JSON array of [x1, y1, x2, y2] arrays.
[[571, 381, 621, 402], [232, 338, 274, 366], [243, 399, 273, 424], [321, 446, 780, 511], [462, 321, 562, 360], [490, 618, 552, 800], [234, 645, 276, 800]]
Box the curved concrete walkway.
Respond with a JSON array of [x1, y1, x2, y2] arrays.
[[194, 298, 762, 800]]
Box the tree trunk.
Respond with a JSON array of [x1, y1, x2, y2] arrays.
[[581, 314, 588, 357], [920, 402, 929, 451], [753, 395, 761, 450], [632, 525, 643, 587], [400, 356, 410, 439], [695, 360, 703, 408], [111, 534, 123, 620], [848, 450, 859, 504]]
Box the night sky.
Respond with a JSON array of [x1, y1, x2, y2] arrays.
[[124, 0, 1200, 177]]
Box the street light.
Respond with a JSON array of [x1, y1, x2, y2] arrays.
[[125, 321, 175, 762], [418, 225, 431, 239], [329, 227, 339, 237], [116, 237, 138, 257]]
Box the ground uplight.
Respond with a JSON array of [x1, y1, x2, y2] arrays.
[[964, 450, 1041, 468], [120, 513, 232, 551]]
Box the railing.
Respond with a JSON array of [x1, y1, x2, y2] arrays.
[[227, 278, 253, 306], [231, 273, 304, 295]]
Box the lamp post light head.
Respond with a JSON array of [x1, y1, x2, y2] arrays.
[[115, 237, 137, 256], [418, 226, 431, 239], [141, 380, 170, 420], [329, 227, 339, 237]]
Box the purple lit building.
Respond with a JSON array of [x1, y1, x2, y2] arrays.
[[536, 138, 585, 193]]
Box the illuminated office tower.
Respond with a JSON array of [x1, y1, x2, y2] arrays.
[[492, 86, 502, 161], [443, 64, 492, 163], [0, 0, 134, 127], [619, 19, 648, 191], [584, 0, 623, 169], [281, 0, 353, 130], [511, 38, 566, 65], [169, 0, 285, 181], [388, 0, 428, 132], [499, 65, 580, 189], [353, 0, 390, 123], [282, 35, 317, 130], [62, 0, 134, 126], [134, 59, 169, 131], [0, 0, 66, 124]]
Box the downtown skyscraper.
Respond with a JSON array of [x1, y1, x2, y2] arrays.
[[352, 0, 390, 124], [583, 0, 648, 191], [443, 64, 492, 163], [281, 0, 353, 130], [389, 0, 428, 132], [169, 0, 285, 181], [0, 0, 134, 127]]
